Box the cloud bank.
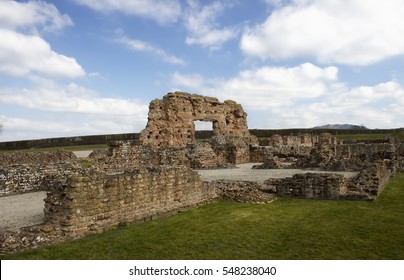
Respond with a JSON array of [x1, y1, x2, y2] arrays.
[[241, 0, 404, 65]]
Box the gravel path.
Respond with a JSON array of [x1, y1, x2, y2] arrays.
[[72, 150, 93, 158], [196, 163, 358, 182], [0, 163, 357, 231], [0, 191, 46, 231]]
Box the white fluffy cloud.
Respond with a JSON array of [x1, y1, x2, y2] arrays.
[[0, 82, 148, 116], [0, 82, 149, 141], [0, 0, 73, 33], [173, 63, 339, 109], [117, 35, 185, 65], [241, 0, 404, 65], [184, 0, 238, 49], [0, 114, 146, 142], [74, 0, 182, 24], [0, 1, 84, 78], [0, 29, 85, 78], [171, 72, 205, 89], [171, 63, 404, 129]]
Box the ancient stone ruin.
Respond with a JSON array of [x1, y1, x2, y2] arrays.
[[1, 91, 403, 253], [139, 92, 252, 148]]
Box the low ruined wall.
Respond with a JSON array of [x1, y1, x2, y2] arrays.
[[1, 166, 218, 253], [269, 173, 348, 199], [0, 163, 80, 196], [267, 160, 394, 200], [250, 133, 335, 163], [94, 141, 227, 171], [44, 167, 218, 238], [0, 151, 79, 197], [96, 136, 254, 171], [204, 180, 275, 203], [351, 160, 394, 198], [0, 150, 76, 166]]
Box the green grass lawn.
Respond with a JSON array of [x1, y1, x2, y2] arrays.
[[0, 144, 108, 154], [2, 173, 404, 260], [336, 130, 404, 141]]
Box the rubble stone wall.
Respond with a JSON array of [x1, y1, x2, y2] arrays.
[[43, 167, 217, 238], [139, 92, 254, 148], [0, 163, 80, 196], [351, 160, 394, 198], [95, 136, 254, 171], [0, 150, 76, 166], [269, 173, 348, 199], [204, 180, 275, 203], [0, 151, 79, 197], [250, 133, 337, 163], [1, 166, 218, 253]]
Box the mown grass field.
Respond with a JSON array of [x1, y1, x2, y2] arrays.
[[336, 130, 404, 141], [0, 144, 108, 154], [2, 173, 403, 260]]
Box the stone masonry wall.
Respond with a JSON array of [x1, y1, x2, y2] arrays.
[[0, 151, 79, 197], [304, 141, 399, 171], [44, 166, 218, 238], [349, 160, 394, 198], [269, 173, 348, 199], [250, 133, 337, 165], [93, 136, 254, 172], [0, 163, 80, 196], [140, 92, 255, 148], [0, 150, 76, 166], [1, 166, 218, 253], [267, 159, 394, 200], [204, 180, 275, 203]]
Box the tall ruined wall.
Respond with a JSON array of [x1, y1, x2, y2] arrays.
[[44, 167, 218, 238], [140, 92, 254, 148]]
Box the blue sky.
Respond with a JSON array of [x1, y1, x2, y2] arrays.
[[1, 0, 404, 141]]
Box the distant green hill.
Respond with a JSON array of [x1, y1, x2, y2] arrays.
[[313, 124, 368, 130]]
